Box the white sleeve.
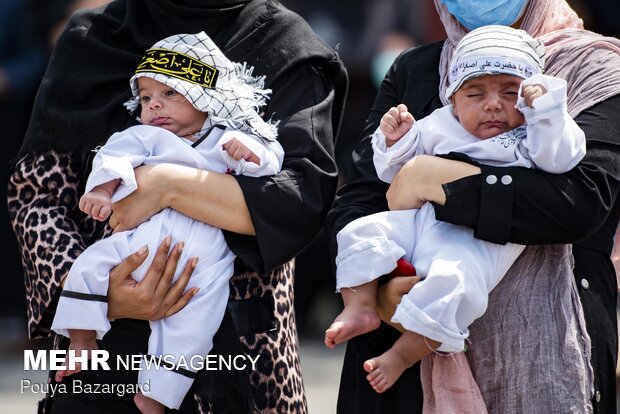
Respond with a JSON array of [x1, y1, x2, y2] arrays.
[[216, 128, 284, 177], [371, 123, 422, 183], [85, 129, 149, 202], [517, 74, 586, 174]]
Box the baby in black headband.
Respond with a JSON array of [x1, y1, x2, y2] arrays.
[[52, 32, 283, 413]]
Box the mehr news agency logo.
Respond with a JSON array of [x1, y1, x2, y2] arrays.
[[20, 349, 259, 396]]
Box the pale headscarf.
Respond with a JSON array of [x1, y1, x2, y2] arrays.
[[435, 0, 620, 117]]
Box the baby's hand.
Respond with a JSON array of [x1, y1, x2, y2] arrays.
[[79, 189, 112, 221], [222, 138, 261, 165], [380, 104, 415, 147], [522, 84, 547, 107]]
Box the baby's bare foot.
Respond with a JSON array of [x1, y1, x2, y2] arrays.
[[363, 351, 409, 393], [324, 304, 380, 348], [55, 330, 98, 382], [134, 392, 165, 414]]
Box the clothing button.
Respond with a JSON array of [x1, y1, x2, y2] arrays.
[[595, 390, 601, 402], [580, 278, 590, 290], [486, 175, 497, 185], [501, 175, 513, 185]]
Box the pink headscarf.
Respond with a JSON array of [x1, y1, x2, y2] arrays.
[[435, 0, 620, 117]]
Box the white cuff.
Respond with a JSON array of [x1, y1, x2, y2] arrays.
[[517, 74, 568, 122], [86, 154, 137, 203], [392, 295, 467, 353], [335, 239, 406, 291], [52, 295, 111, 340]]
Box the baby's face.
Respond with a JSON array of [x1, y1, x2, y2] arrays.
[[451, 74, 525, 140], [137, 77, 207, 137]]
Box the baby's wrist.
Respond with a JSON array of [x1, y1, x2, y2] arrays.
[[385, 137, 400, 148], [68, 329, 97, 342], [91, 187, 113, 198]]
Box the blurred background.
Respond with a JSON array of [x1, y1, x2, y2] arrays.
[[1, 0, 618, 412]]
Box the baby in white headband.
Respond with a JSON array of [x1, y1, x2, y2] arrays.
[[326, 25, 586, 393], [51, 32, 283, 413]]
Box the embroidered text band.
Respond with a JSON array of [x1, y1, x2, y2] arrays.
[[135, 48, 219, 88]]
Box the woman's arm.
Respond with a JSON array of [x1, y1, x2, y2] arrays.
[[110, 164, 254, 235], [393, 94, 620, 247], [386, 154, 480, 210]]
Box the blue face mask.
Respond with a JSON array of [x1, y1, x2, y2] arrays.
[[441, 0, 528, 30]]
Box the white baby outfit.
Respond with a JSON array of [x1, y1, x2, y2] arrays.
[[336, 73, 585, 352], [52, 124, 283, 408]]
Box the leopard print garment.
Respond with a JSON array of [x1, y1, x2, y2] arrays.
[[8, 152, 100, 338], [8, 152, 307, 414]]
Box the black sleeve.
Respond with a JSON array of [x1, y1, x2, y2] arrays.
[[323, 57, 399, 267], [324, 42, 444, 267], [434, 94, 620, 247], [223, 63, 340, 274]]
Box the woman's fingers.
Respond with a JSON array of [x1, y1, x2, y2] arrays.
[[153, 240, 183, 299], [140, 236, 171, 292], [162, 257, 198, 317], [392, 275, 421, 295], [107, 238, 198, 320], [109, 244, 149, 285], [164, 288, 198, 318], [107, 245, 151, 320], [376, 276, 421, 324]]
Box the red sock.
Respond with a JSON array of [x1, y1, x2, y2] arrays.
[[389, 258, 416, 277]]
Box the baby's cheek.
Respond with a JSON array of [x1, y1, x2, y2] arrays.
[[510, 111, 526, 129]]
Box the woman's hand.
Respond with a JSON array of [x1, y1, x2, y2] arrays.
[[110, 163, 255, 235], [109, 164, 170, 233], [386, 155, 480, 211], [376, 276, 420, 333], [107, 237, 198, 320]]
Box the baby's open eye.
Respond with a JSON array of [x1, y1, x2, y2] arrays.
[[165, 89, 177, 96], [140, 95, 151, 103]]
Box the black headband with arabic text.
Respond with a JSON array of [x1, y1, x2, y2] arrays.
[[135, 48, 219, 88]]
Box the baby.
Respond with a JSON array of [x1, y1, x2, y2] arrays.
[[52, 32, 283, 413], [326, 25, 586, 393]]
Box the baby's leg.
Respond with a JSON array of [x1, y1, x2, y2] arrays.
[[55, 329, 98, 382], [393, 208, 527, 353], [328, 210, 418, 348], [134, 393, 165, 414], [335, 210, 417, 290], [364, 331, 440, 393], [325, 280, 381, 348]]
